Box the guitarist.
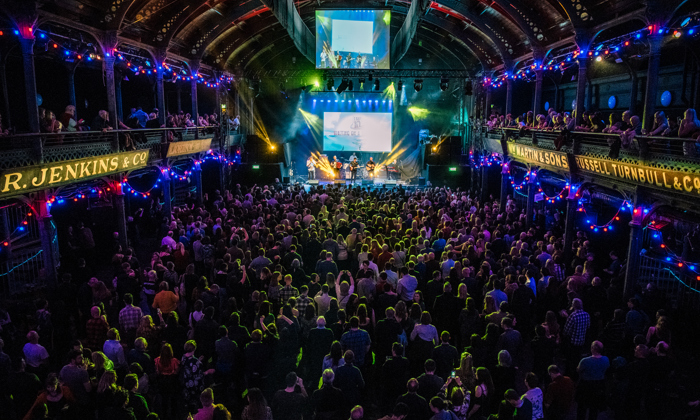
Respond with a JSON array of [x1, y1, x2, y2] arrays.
[[365, 157, 376, 179]]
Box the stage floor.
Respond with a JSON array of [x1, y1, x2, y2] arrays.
[[298, 179, 422, 189]]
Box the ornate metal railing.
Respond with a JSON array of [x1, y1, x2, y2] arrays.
[[478, 127, 700, 173], [0, 126, 224, 170]]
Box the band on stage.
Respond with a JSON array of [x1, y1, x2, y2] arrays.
[[306, 154, 400, 182]]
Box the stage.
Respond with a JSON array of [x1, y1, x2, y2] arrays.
[[295, 178, 425, 190]]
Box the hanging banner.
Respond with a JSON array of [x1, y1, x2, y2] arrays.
[[0, 150, 150, 199], [166, 138, 213, 158], [574, 156, 700, 195], [506, 143, 570, 171]]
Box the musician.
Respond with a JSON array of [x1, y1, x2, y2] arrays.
[[320, 50, 328, 68], [332, 155, 343, 179], [365, 157, 376, 178], [306, 156, 316, 180], [350, 157, 359, 183], [349, 152, 358, 162], [346, 53, 353, 68]]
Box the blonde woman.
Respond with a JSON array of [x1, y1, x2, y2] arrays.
[[136, 315, 163, 356], [455, 352, 477, 390], [96, 369, 117, 417]]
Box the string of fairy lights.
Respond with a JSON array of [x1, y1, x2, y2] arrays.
[[468, 151, 502, 168], [44, 151, 241, 203], [483, 19, 700, 88], [647, 221, 700, 283], [0, 27, 232, 88]]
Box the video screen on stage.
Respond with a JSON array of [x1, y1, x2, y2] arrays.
[[323, 112, 392, 152], [315, 9, 391, 69]]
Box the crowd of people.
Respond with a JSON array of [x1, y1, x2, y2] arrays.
[[0, 182, 698, 420], [29, 105, 226, 136], [478, 107, 700, 155]]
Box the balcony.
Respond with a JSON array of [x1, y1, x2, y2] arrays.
[[476, 127, 700, 200], [0, 126, 227, 171]]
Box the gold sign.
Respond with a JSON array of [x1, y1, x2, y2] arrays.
[[574, 156, 700, 194], [507, 143, 570, 170], [166, 138, 213, 158], [0, 150, 150, 199]]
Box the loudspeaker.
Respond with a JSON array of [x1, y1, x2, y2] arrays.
[[418, 177, 426, 186], [282, 176, 290, 184], [449, 136, 462, 164], [308, 179, 319, 185]]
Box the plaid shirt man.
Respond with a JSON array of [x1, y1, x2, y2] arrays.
[[296, 294, 313, 315], [279, 284, 300, 306], [119, 304, 143, 332], [563, 309, 590, 346], [553, 263, 566, 283], [340, 328, 371, 366]]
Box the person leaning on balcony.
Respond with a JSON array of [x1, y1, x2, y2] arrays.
[[602, 113, 623, 133], [679, 108, 700, 156]]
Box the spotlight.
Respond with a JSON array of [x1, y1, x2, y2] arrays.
[[326, 78, 334, 91], [374, 79, 380, 91], [440, 78, 449, 91], [681, 17, 691, 27], [595, 56, 602, 62], [464, 80, 473, 96], [397, 80, 403, 91], [414, 79, 423, 92], [336, 78, 349, 93]]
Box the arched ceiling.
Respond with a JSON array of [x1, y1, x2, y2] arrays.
[[25, 0, 660, 74]]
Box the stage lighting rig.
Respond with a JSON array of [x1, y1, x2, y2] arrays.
[[348, 80, 354, 91], [374, 78, 380, 91], [397, 80, 403, 91], [464, 80, 473, 96], [414, 79, 423, 92], [336, 79, 349, 93], [440, 78, 449, 91], [326, 78, 335, 91]]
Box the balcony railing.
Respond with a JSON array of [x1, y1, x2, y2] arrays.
[[0, 126, 227, 170], [476, 126, 700, 167]]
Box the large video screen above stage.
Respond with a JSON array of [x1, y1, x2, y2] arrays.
[[323, 112, 392, 152], [316, 9, 391, 69]]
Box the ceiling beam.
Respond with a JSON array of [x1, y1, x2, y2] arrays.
[[392, 0, 432, 66], [258, 0, 315, 64]]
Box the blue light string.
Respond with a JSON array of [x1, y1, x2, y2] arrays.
[[0, 250, 43, 277], [660, 268, 700, 294]]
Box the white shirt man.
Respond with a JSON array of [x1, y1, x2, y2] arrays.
[[397, 268, 418, 302], [23, 331, 49, 368], [161, 231, 177, 250]]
